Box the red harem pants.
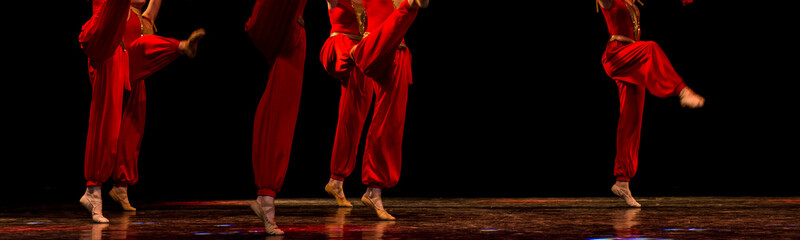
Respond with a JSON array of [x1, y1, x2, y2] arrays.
[[246, 0, 307, 197], [113, 35, 182, 187], [320, 34, 360, 81], [602, 40, 687, 182], [81, 0, 131, 187], [321, 34, 375, 181], [350, 0, 417, 188]]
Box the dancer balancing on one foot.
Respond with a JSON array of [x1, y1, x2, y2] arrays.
[[333, 0, 428, 220], [323, 0, 429, 218], [111, 0, 205, 212], [320, 0, 369, 209], [79, 0, 203, 223], [597, 0, 704, 207], [245, 0, 307, 235]]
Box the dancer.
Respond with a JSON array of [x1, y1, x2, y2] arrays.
[[245, 0, 307, 235], [341, 0, 428, 220], [321, 0, 370, 208], [597, 0, 705, 207], [112, 0, 205, 212], [79, 0, 203, 223]]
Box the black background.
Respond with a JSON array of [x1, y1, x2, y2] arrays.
[[2, 0, 798, 205]]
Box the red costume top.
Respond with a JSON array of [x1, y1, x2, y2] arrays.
[[601, 0, 640, 42], [123, 9, 142, 49], [329, 0, 362, 35], [121, 7, 145, 91]]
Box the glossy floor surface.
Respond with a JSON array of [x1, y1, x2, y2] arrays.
[[1, 197, 798, 239]]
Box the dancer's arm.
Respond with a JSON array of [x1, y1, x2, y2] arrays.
[[143, 0, 162, 22], [327, 0, 337, 10]]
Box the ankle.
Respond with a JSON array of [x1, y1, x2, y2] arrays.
[[680, 86, 691, 96], [87, 186, 102, 195], [257, 195, 275, 206], [366, 187, 382, 198], [328, 178, 343, 187], [178, 41, 188, 54]]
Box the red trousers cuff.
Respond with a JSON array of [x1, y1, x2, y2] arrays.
[[86, 181, 103, 187], [330, 174, 346, 181], [257, 188, 277, 197]]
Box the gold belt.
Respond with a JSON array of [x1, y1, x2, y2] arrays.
[[609, 35, 636, 43], [330, 32, 363, 41]]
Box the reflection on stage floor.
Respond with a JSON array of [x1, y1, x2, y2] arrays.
[[1, 197, 798, 239]]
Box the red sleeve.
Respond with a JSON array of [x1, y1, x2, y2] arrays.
[[682, 0, 693, 6], [79, 0, 131, 61]]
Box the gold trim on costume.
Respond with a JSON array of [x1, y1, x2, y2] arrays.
[[141, 15, 157, 34], [598, 1, 643, 41], [609, 35, 636, 43], [625, 1, 641, 41], [597, 0, 644, 12], [330, 32, 363, 41], [130, 7, 157, 35], [351, 0, 367, 35]]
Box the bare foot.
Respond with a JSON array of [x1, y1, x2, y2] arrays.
[[179, 28, 206, 59], [679, 87, 705, 108], [611, 181, 642, 208], [109, 186, 136, 211], [325, 178, 353, 207], [361, 188, 395, 220], [251, 196, 284, 235], [409, 0, 429, 8], [80, 187, 109, 223]]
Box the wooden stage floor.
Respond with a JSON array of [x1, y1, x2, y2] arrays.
[[1, 197, 798, 239]]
